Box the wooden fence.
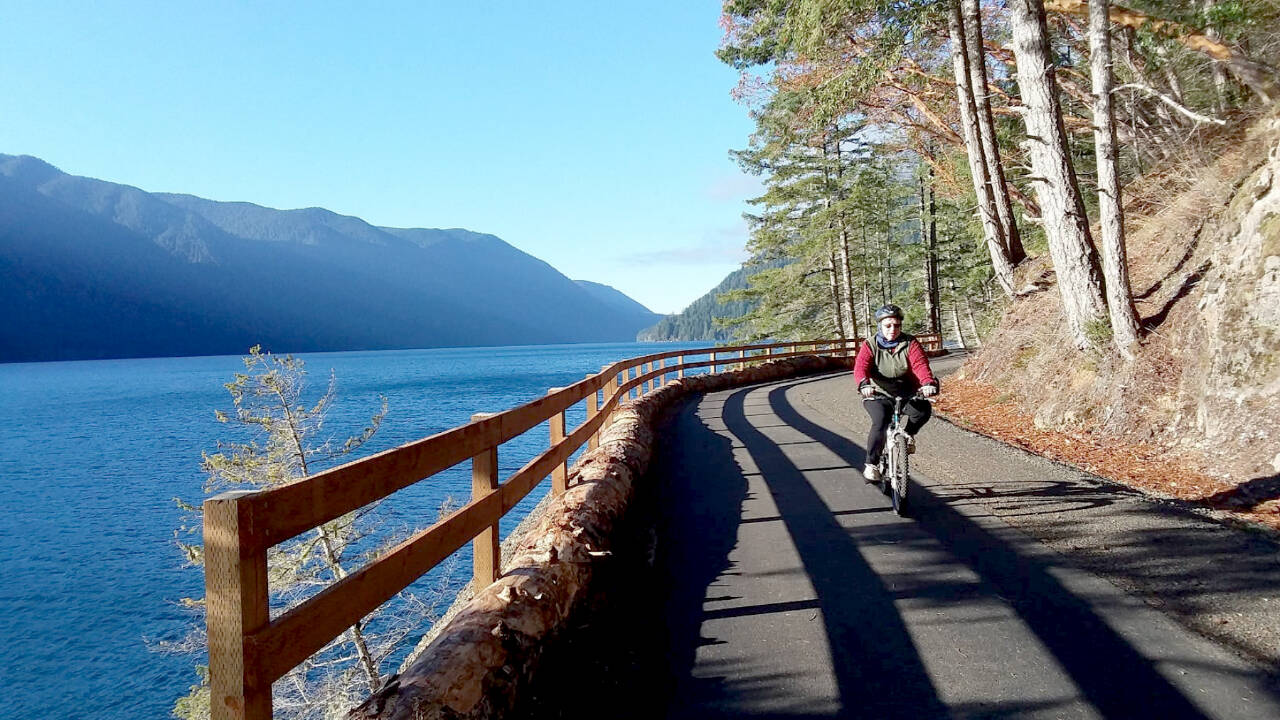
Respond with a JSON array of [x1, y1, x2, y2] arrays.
[[203, 334, 941, 719]]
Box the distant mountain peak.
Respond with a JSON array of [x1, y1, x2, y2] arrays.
[[0, 153, 66, 187]]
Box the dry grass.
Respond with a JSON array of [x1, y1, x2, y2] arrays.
[[937, 378, 1280, 531], [948, 111, 1280, 532]]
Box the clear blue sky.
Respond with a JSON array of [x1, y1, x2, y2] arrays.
[[2, 2, 763, 314]]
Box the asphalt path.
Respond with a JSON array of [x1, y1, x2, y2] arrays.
[[643, 364, 1280, 719]]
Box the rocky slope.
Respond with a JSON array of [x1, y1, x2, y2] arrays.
[[944, 112, 1280, 525]]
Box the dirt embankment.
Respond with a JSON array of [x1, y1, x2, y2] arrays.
[[941, 113, 1280, 532]]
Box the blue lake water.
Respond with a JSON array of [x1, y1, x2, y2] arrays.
[[0, 342, 705, 718]]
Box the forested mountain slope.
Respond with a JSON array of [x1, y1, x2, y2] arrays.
[[637, 260, 784, 342], [0, 155, 659, 362]]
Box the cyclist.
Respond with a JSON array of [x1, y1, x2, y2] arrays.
[[853, 304, 939, 483]]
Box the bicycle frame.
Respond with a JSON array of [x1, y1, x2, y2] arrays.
[[881, 398, 911, 514], [874, 394, 932, 516]]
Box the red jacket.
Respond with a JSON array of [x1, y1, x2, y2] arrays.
[[853, 335, 938, 396]]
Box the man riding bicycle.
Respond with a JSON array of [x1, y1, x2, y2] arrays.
[[853, 304, 939, 483]]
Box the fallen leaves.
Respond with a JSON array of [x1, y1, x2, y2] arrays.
[[937, 378, 1280, 532]]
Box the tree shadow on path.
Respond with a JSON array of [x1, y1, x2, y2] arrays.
[[694, 387, 950, 719], [767, 384, 1218, 719]]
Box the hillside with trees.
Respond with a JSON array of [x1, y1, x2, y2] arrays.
[[637, 259, 786, 341], [718, 0, 1279, 521]]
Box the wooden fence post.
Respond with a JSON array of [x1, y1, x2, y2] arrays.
[[658, 357, 665, 387], [586, 374, 600, 450], [470, 413, 500, 587], [599, 365, 617, 436], [205, 492, 271, 720], [738, 349, 745, 370], [547, 389, 567, 494], [711, 350, 718, 374], [677, 355, 684, 379]]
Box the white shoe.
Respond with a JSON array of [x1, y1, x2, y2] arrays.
[[863, 464, 881, 483]]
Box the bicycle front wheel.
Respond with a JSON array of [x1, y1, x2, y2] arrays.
[[890, 434, 910, 516]]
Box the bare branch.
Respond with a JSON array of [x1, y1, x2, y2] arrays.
[[1113, 82, 1227, 125]]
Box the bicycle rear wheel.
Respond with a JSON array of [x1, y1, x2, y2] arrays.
[[890, 434, 910, 516]]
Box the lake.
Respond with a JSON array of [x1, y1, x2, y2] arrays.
[[0, 342, 704, 718]]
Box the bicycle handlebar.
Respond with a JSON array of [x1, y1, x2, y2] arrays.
[[861, 391, 939, 403]]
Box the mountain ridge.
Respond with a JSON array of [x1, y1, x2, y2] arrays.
[[0, 154, 659, 362]]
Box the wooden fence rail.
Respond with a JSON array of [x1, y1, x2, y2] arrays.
[[203, 334, 941, 719]]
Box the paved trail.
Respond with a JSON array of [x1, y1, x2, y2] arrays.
[[638, 366, 1280, 719]]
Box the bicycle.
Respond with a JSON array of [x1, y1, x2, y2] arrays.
[[874, 394, 933, 517]]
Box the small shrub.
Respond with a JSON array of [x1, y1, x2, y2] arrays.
[[1084, 318, 1113, 349], [1011, 346, 1038, 370]]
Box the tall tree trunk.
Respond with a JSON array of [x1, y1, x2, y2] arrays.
[[1154, 44, 1186, 106], [827, 250, 848, 341], [831, 131, 861, 336], [1118, 29, 1147, 174], [1009, 0, 1110, 349], [1202, 0, 1231, 112], [962, 0, 1026, 264], [882, 227, 894, 301], [928, 181, 942, 334], [947, 278, 969, 349], [861, 226, 875, 336], [837, 229, 859, 336], [919, 171, 942, 334], [1089, 0, 1141, 357], [948, 0, 1017, 297], [963, 295, 984, 346]]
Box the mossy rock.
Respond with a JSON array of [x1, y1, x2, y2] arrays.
[[1260, 211, 1280, 260]]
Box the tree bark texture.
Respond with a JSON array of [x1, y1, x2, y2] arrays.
[[919, 172, 942, 334], [882, 229, 894, 301], [948, 0, 1018, 297], [962, 0, 1026, 264], [963, 295, 983, 346], [827, 251, 848, 341], [947, 278, 969, 349], [860, 230, 875, 337], [1202, 0, 1231, 112], [837, 229, 859, 337], [832, 133, 862, 337], [1089, 0, 1142, 355], [1009, 0, 1110, 349]]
